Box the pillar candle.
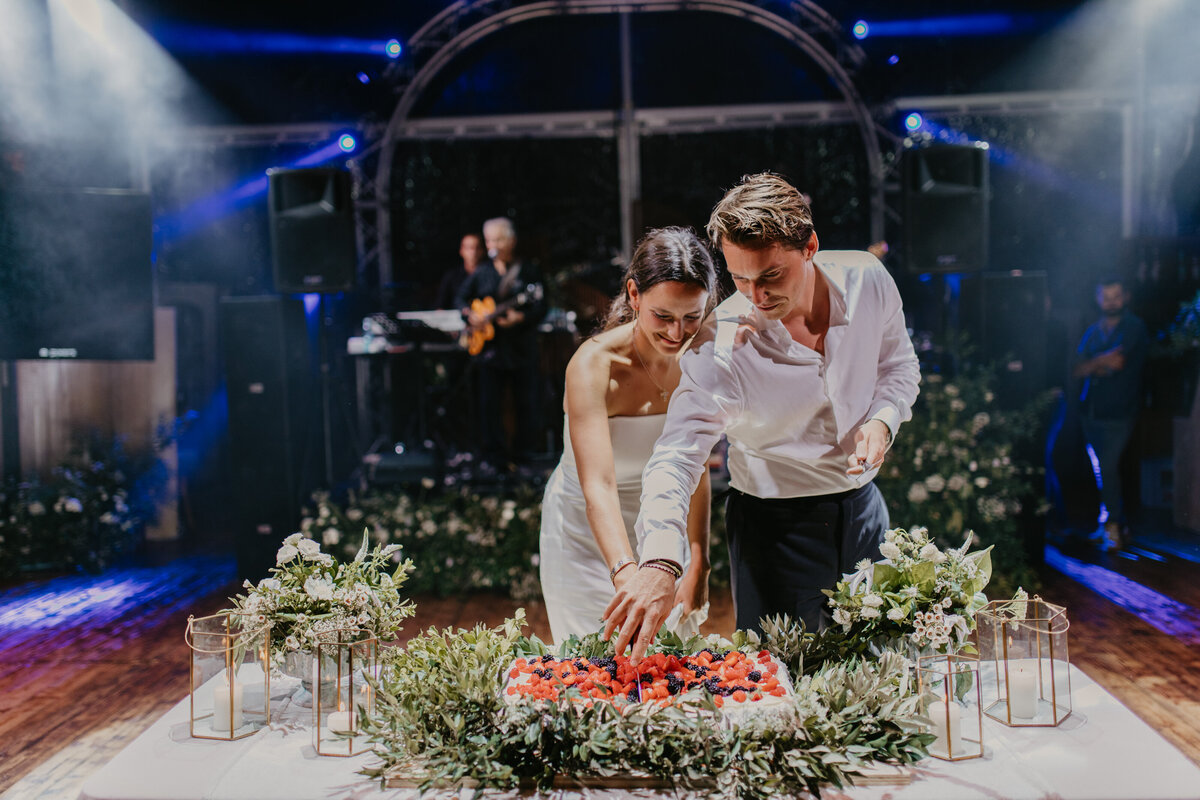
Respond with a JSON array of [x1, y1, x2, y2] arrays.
[[930, 697, 962, 755], [326, 709, 355, 734], [1008, 661, 1038, 719], [212, 671, 244, 732]]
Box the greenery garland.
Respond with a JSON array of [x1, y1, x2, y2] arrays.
[[361, 611, 932, 798]]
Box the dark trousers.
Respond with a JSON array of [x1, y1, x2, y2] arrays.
[[725, 482, 888, 634], [476, 355, 542, 463], [1079, 414, 1134, 524]]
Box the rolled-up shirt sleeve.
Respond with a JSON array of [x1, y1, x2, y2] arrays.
[[866, 269, 920, 439], [636, 335, 742, 564]]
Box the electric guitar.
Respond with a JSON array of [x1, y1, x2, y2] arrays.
[[460, 283, 544, 355]]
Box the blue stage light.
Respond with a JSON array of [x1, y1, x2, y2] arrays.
[[852, 20, 869, 39], [904, 112, 924, 132], [385, 39, 402, 58], [888, 54, 900, 65], [356, 72, 370, 84], [338, 134, 357, 153]]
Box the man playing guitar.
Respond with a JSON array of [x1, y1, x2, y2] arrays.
[[454, 217, 547, 469]]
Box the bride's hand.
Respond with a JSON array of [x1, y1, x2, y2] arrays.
[[674, 563, 709, 617]]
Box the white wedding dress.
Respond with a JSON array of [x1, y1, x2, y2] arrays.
[[539, 414, 707, 644]]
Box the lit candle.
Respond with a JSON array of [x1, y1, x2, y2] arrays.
[[212, 670, 244, 732], [1008, 661, 1038, 719], [929, 696, 962, 755]]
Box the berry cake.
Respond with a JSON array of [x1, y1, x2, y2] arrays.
[[502, 649, 795, 715]]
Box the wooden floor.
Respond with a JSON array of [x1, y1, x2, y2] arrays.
[[2, 531, 1199, 799]]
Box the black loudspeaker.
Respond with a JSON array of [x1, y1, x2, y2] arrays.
[[0, 188, 153, 360], [903, 144, 990, 273], [220, 296, 319, 581], [966, 271, 1048, 409], [267, 167, 356, 294]]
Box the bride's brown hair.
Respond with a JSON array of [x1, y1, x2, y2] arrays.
[[601, 227, 718, 332]]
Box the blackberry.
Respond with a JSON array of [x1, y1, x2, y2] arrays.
[[639, 673, 654, 685], [540, 655, 554, 663], [626, 687, 640, 702], [665, 675, 684, 695], [687, 663, 709, 676], [748, 670, 762, 682], [573, 659, 586, 671]]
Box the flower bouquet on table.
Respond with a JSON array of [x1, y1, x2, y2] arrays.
[[227, 531, 415, 677], [821, 526, 992, 664]]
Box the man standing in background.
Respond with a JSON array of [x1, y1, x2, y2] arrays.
[[1073, 277, 1148, 552]]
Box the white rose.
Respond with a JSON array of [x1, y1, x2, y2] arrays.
[[919, 543, 947, 564], [322, 528, 341, 546], [860, 607, 881, 619], [28, 501, 46, 516], [861, 594, 884, 608], [879, 542, 902, 561], [259, 577, 281, 592], [887, 607, 907, 622], [304, 575, 335, 602], [283, 532, 304, 546], [974, 477, 990, 488], [924, 474, 946, 492], [64, 497, 84, 513], [346, 508, 363, 521], [832, 608, 852, 626], [297, 538, 321, 558], [275, 544, 299, 564], [947, 475, 967, 492]]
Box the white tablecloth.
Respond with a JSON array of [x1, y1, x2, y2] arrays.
[[79, 664, 1200, 800]]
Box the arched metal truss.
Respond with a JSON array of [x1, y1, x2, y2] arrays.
[[357, 0, 899, 287]]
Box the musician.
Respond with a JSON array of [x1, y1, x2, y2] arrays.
[[436, 233, 485, 310], [455, 217, 547, 468]]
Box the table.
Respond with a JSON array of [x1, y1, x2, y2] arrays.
[[79, 665, 1200, 800]]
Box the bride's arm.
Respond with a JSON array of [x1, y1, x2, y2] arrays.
[[564, 344, 638, 587]]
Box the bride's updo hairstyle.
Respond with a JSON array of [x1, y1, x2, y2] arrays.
[[601, 226, 718, 332]]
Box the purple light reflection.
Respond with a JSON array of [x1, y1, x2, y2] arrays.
[[1045, 545, 1200, 645]]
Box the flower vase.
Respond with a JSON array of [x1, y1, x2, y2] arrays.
[[278, 649, 338, 708]]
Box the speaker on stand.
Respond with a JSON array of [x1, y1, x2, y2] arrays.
[[267, 167, 358, 488], [220, 296, 318, 581], [902, 142, 990, 275]]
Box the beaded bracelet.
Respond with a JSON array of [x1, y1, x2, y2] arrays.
[[639, 561, 680, 580], [639, 558, 683, 578], [609, 558, 636, 584]]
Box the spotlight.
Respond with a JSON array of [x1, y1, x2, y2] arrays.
[[903, 112, 924, 132], [888, 54, 900, 65], [338, 133, 357, 153], [385, 38, 402, 58], [356, 71, 370, 84], [852, 20, 869, 39]]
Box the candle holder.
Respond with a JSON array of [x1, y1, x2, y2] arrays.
[[917, 653, 983, 761], [185, 612, 271, 740], [977, 597, 1072, 727], [313, 628, 378, 757]]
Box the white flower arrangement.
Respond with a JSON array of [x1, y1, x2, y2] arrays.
[[228, 531, 416, 665], [823, 527, 992, 653]]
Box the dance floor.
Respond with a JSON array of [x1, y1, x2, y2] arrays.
[[1, 530, 1198, 799]]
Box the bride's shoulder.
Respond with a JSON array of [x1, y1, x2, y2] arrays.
[[567, 327, 631, 381]]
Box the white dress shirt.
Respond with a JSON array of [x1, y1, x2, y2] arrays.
[[636, 250, 921, 565]]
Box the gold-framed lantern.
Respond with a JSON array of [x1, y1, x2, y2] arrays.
[[977, 596, 1072, 727], [917, 653, 984, 761], [313, 627, 378, 757], [185, 611, 271, 740]]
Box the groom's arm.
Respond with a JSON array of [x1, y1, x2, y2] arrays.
[[604, 332, 740, 662]]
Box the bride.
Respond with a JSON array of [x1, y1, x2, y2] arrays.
[[539, 227, 718, 643]]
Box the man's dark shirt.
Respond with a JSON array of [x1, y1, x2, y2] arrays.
[[436, 264, 471, 310], [1077, 310, 1149, 419]]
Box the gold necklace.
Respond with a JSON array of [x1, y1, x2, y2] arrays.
[[632, 326, 670, 402]]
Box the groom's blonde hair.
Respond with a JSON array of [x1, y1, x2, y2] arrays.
[[706, 172, 815, 252]]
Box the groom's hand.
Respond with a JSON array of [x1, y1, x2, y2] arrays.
[[602, 565, 676, 665], [846, 419, 891, 476]]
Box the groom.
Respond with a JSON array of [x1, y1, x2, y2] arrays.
[[604, 173, 921, 662]]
